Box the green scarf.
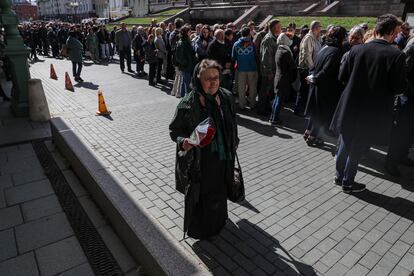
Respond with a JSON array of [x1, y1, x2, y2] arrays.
[[201, 91, 232, 161]]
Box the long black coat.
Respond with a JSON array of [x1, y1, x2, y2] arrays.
[[405, 43, 414, 96], [330, 39, 407, 143], [306, 44, 344, 127], [274, 45, 297, 98]]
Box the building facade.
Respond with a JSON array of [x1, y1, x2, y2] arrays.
[[12, 1, 38, 21], [94, 0, 131, 19], [37, 0, 96, 21]]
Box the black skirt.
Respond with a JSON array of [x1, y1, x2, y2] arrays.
[[187, 149, 228, 240]]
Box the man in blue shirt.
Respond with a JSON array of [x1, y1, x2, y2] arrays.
[[232, 27, 258, 110]]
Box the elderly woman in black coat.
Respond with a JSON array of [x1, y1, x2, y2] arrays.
[[169, 59, 239, 240], [270, 33, 298, 125], [303, 26, 347, 146]]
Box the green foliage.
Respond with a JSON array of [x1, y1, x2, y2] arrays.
[[118, 17, 169, 24], [274, 16, 377, 30], [155, 8, 185, 16]]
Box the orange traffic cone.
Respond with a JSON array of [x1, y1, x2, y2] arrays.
[[50, 64, 58, 80], [96, 90, 111, 116], [65, 72, 74, 92]]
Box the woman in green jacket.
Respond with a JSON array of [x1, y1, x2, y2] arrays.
[[66, 30, 84, 82], [86, 27, 100, 63], [169, 59, 239, 240]]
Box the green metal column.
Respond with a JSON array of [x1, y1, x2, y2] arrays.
[[0, 0, 30, 117]]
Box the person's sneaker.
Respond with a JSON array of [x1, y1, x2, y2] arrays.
[[333, 176, 342, 186], [342, 182, 366, 194]]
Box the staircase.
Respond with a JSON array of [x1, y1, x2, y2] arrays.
[[300, 0, 341, 15]]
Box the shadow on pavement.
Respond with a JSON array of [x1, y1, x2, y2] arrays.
[[237, 115, 292, 139], [239, 200, 260, 214], [353, 191, 414, 222], [29, 59, 45, 64], [192, 219, 316, 275], [74, 81, 99, 90], [357, 148, 414, 192]]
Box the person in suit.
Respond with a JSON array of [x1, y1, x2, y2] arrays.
[[331, 14, 407, 193], [115, 23, 133, 73]]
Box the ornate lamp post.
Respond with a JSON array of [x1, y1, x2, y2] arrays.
[[0, 0, 31, 117]]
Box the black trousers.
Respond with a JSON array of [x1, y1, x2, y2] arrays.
[[295, 68, 309, 114], [166, 52, 175, 79], [148, 62, 157, 84], [119, 47, 132, 71], [42, 40, 49, 56], [388, 100, 414, 164], [71, 62, 82, 78], [157, 58, 163, 81], [258, 75, 273, 115]]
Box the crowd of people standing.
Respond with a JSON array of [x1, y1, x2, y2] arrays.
[[18, 15, 414, 195]]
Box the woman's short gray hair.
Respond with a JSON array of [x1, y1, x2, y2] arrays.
[[197, 59, 222, 79]]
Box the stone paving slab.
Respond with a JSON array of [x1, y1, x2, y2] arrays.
[[0, 102, 50, 147], [31, 57, 414, 275], [0, 141, 139, 275]]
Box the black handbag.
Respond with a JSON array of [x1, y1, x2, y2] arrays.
[[228, 152, 245, 203]]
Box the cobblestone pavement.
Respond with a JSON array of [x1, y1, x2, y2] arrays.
[[31, 57, 414, 275], [0, 102, 138, 275], [0, 143, 95, 276]]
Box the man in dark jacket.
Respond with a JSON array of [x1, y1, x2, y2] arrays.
[[132, 26, 146, 76], [208, 29, 232, 91], [115, 23, 133, 73], [258, 19, 282, 116], [386, 40, 414, 175], [332, 14, 407, 193]]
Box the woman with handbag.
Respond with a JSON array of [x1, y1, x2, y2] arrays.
[[169, 59, 241, 240]]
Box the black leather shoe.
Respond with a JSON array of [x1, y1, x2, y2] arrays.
[[385, 162, 401, 177]]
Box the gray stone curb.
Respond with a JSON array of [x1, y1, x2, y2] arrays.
[[50, 117, 210, 276]]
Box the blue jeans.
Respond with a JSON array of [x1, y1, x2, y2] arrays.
[[181, 71, 191, 97], [336, 133, 370, 186], [270, 95, 284, 122]]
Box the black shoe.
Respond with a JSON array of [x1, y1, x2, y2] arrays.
[[121, 69, 125, 73], [342, 182, 366, 194], [128, 69, 134, 73], [385, 162, 401, 177], [400, 158, 414, 167], [333, 176, 342, 186], [306, 136, 324, 147]]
